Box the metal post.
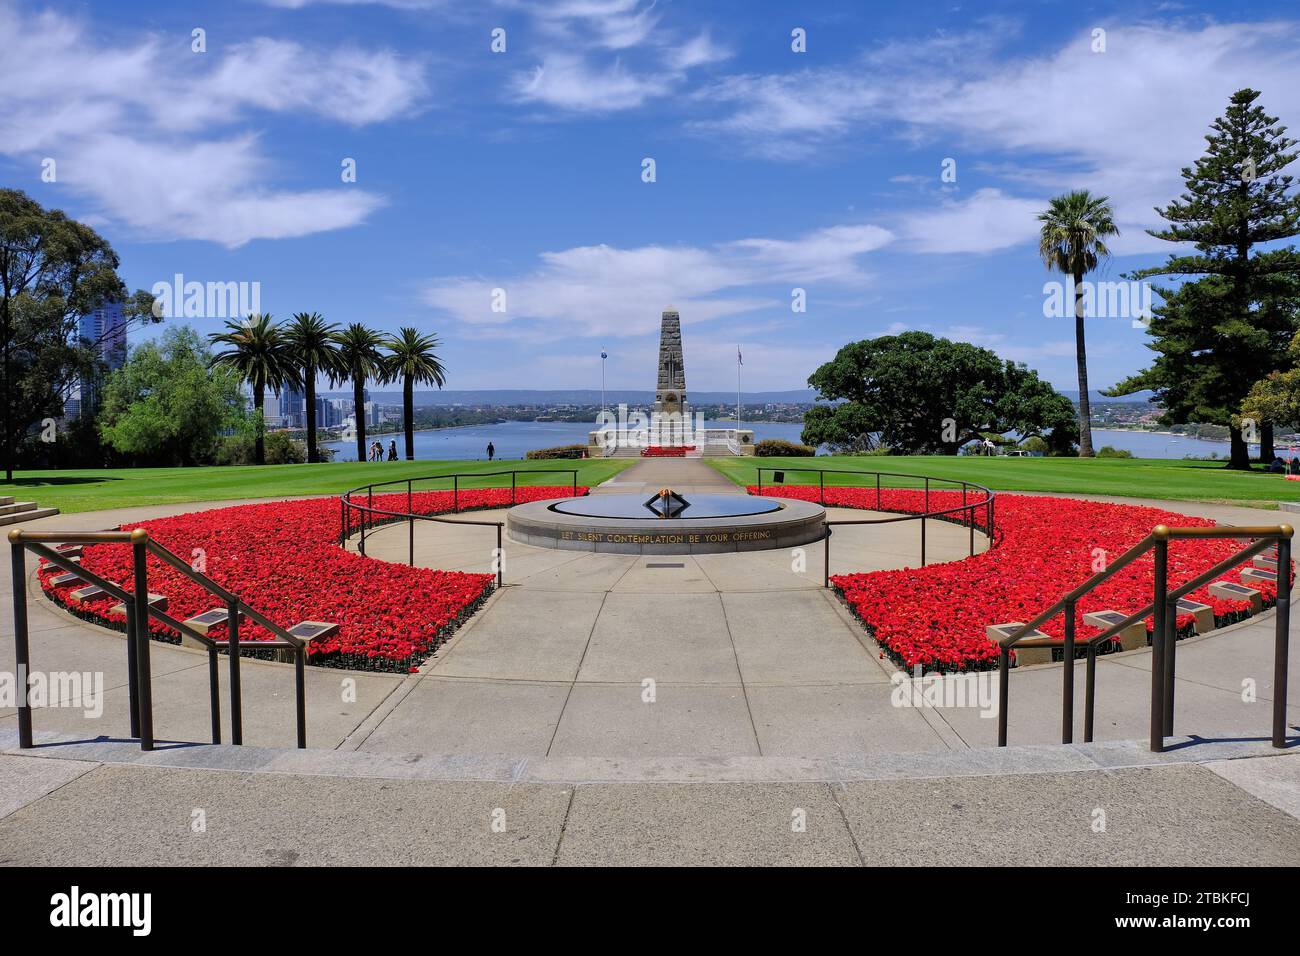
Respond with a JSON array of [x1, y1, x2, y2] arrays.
[[1084, 642, 1097, 744], [1274, 534, 1292, 748], [10, 540, 33, 749], [876, 473, 881, 511], [454, 475, 459, 513], [924, 477, 929, 516], [1163, 595, 1178, 736], [496, 524, 504, 587], [512, 471, 517, 504], [295, 648, 307, 749], [968, 505, 975, 556], [920, 514, 927, 567], [208, 647, 221, 744], [132, 536, 154, 751], [1150, 536, 1168, 752], [1062, 599, 1075, 744], [757, 469, 763, 496], [997, 647, 1009, 746], [823, 525, 831, 588], [227, 598, 243, 745], [819, 470, 825, 506], [571, 469, 577, 498]]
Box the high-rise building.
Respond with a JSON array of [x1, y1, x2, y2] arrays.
[[279, 383, 306, 429], [77, 300, 128, 416]]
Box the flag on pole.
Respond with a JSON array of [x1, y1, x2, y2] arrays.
[[601, 350, 608, 359], [737, 346, 743, 365]]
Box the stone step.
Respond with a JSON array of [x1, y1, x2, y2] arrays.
[[0, 507, 60, 526], [1208, 580, 1263, 613], [1240, 566, 1277, 585], [69, 584, 106, 602], [0, 495, 13, 506], [1081, 610, 1147, 651], [1253, 555, 1278, 571], [1175, 598, 1215, 634], [109, 593, 168, 616], [987, 622, 1055, 665]]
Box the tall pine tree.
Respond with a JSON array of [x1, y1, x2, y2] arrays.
[[1109, 88, 1300, 468]]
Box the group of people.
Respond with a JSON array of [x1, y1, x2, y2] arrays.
[[1267, 455, 1300, 475], [367, 440, 398, 462]]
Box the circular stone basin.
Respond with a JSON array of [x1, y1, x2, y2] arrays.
[[550, 493, 782, 520], [507, 493, 826, 555]]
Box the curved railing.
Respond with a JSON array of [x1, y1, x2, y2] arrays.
[[339, 469, 581, 585], [752, 466, 997, 584]]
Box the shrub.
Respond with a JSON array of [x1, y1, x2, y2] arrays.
[[216, 431, 311, 465], [755, 438, 816, 457], [1096, 445, 1134, 459], [525, 443, 587, 460]]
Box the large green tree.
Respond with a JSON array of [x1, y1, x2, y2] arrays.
[[285, 312, 343, 464], [802, 331, 1077, 454], [384, 327, 447, 461], [1037, 190, 1120, 458], [209, 314, 298, 466], [99, 326, 247, 466], [333, 322, 388, 462], [0, 188, 155, 481], [1109, 89, 1300, 468]]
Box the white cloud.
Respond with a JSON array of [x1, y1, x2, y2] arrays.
[[694, 21, 1300, 251], [0, 4, 425, 246], [897, 189, 1044, 254], [512, 54, 672, 112], [423, 223, 894, 338]]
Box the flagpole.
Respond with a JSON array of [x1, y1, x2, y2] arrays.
[[736, 345, 742, 436]]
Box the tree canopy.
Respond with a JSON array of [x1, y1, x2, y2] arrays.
[[1108, 89, 1300, 467], [802, 331, 1077, 454], [98, 326, 247, 466], [0, 188, 155, 479]]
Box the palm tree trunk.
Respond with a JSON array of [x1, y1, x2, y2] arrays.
[[305, 363, 318, 464], [404, 374, 414, 460], [353, 377, 366, 462], [254, 382, 266, 466], [1073, 271, 1094, 457]]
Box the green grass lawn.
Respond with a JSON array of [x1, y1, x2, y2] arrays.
[[1, 458, 634, 514], [707, 455, 1300, 510]]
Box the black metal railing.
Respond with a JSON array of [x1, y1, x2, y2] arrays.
[[753, 466, 996, 585], [996, 524, 1293, 753], [339, 469, 581, 586], [9, 528, 308, 753]]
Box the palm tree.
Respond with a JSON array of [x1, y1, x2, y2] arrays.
[[384, 327, 448, 461], [1038, 190, 1119, 458], [285, 312, 343, 464], [210, 314, 298, 465], [333, 323, 388, 462]]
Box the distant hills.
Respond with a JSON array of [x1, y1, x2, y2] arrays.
[[323, 388, 821, 406], [319, 386, 1152, 407]]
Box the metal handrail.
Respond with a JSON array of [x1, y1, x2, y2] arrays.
[[339, 468, 581, 585], [752, 466, 996, 579], [994, 523, 1292, 754], [9, 526, 308, 753]]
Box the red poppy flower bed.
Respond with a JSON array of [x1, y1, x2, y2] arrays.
[[37, 486, 583, 673], [641, 445, 694, 457], [752, 485, 1282, 673]]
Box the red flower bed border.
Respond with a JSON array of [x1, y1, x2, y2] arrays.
[[641, 445, 695, 457], [37, 486, 585, 674], [752, 485, 1282, 673]]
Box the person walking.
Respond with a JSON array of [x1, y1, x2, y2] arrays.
[[486, 441, 495, 461]]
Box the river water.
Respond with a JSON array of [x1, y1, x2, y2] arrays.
[[323, 421, 1261, 462]]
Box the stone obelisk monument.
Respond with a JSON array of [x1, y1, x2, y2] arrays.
[[653, 307, 690, 444]]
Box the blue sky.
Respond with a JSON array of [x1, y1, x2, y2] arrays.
[[3, 0, 1298, 393]]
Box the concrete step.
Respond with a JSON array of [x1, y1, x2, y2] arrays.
[[0, 506, 60, 526], [0, 495, 13, 506]]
